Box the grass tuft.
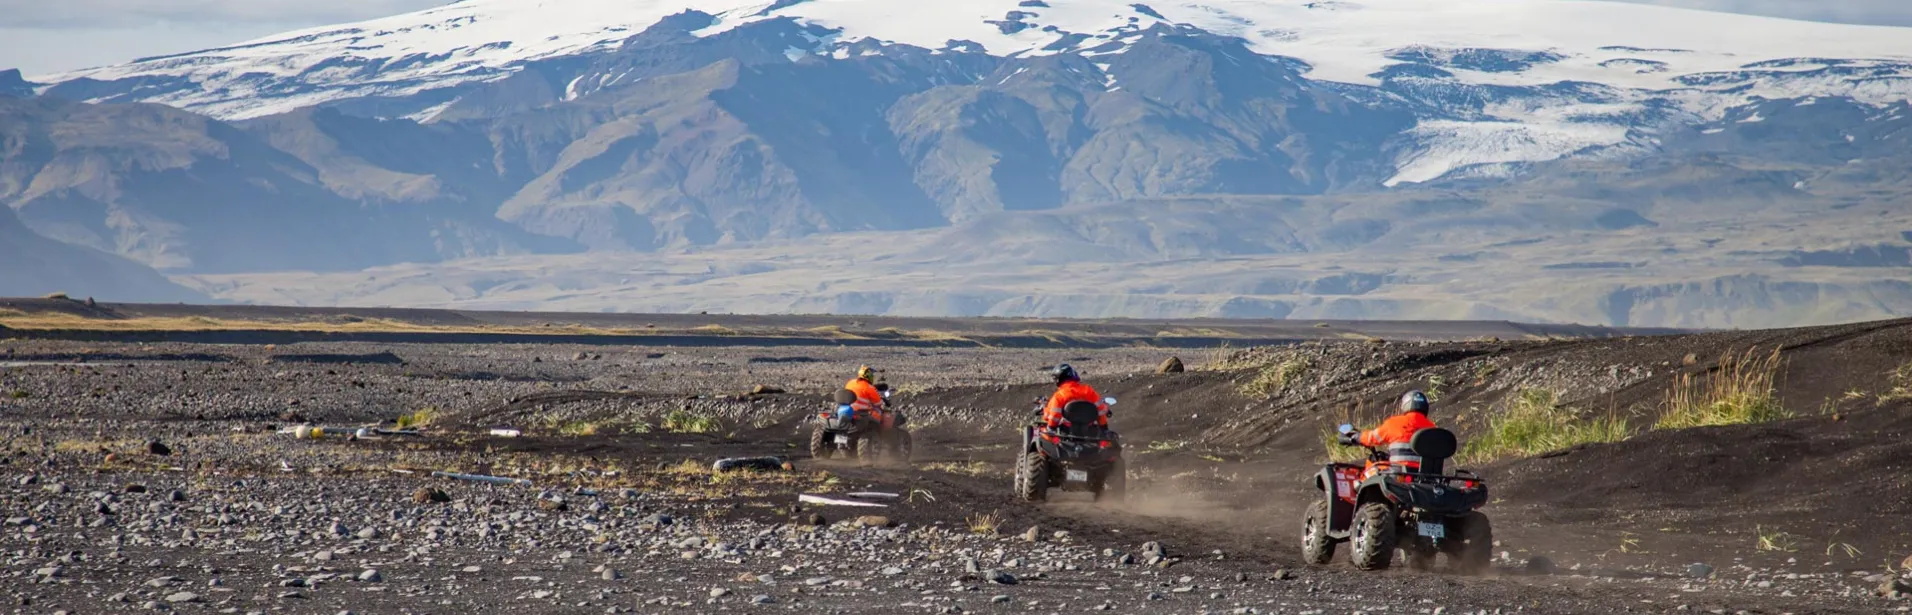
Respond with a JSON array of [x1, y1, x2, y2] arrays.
[[966, 510, 1003, 536], [1825, 542, 1862, 559], [923, 461, 992, 477], [1146, 440, 1190, 453], [661, 409, 721, 434], [558, 421, 601, 437], [1656, 347, 1790, 430], [1754, 525, 1800, 553], [1240, 358, 1309, 399], [1457, 389, 1630, 464], [1319, 426, 1369, 464], [395, 407, 439, 430], [1880, 361, 1912, 404]]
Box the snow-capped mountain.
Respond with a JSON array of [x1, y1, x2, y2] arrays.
[[10, 0, 1912, 327], [37, 0, 1912, 184]]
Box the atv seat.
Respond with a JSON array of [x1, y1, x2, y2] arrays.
[[1052, 400, 1104, 439], [1409, 428, 1459, 476]]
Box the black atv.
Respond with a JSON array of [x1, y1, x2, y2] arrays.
[[1302, 425, 1492, 573], [1014, 397, 1124, 502], [809, 385, 912, 465]]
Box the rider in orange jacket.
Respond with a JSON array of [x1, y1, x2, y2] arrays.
[[845, 365, 891, 428], [1041, 364, 1108, 428], [1341, 390, 1435, 477]]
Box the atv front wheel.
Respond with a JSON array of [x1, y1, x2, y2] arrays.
[[1349, 502, 1397, 571], [1094, 457, 1127, 504], [854, 433, 882, 466], [1443, 512, 1494, 575], [1015, 452, 1049, 502], [892, 429, 914, 465], [809, 428, 833, 460], [1302, 499, 1335, 565]]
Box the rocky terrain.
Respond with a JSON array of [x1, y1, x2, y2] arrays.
[[3, 314, 1910, 614]]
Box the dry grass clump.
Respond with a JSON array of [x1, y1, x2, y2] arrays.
[[1240, 357, 1310, 400], [1456, 389, 1630, 465], [661, 409, 722, 434], [1656, 347, 1790, 430], [1880, 361, 1912, 404], [966, 510, 1003, 535], [395, 407, 440, 430], [1754, 525, 1800, 553], [923, 461, 993, 477]]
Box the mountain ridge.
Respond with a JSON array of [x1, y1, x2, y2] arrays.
[[4, 0, 1910, 326]]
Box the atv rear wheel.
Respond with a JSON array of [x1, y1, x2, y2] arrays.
[[808, 428, 832, 460], [1015, 452, 1049, 502], [1443, 512, 1494, 575], [1301, 499, 1335, 565], [1095, 457, 1127, 504], [1349, 502, 1397, 571]]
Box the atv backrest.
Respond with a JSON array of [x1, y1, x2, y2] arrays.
[[832, 389, 859, 405], [1058, 400, 1102, 438], [1410, 428, 1459, 475]]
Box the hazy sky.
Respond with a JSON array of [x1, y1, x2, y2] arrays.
[[3, 0, 1911, 76]]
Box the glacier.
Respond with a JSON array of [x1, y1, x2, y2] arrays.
[[34, 0, 1912, 184]]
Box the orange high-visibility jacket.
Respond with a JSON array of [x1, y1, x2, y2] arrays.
[[845, 378, 884, 412], [1042, 381, 1106, 427], [1359, 411, 1436, 449]]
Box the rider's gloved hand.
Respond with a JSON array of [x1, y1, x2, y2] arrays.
[[1336, 431, 1360, 446]]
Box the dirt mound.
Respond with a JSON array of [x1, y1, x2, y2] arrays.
[[0, 297, 125, 320], [1493, 405, 1912, 518]]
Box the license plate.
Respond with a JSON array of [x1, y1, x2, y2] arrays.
[[834, 436, 850, 445], [1065, 470, 1089, 482], [1418, 522, 1446, 539]]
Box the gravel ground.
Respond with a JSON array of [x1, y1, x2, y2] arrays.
[[2, 336, 1908, 614]]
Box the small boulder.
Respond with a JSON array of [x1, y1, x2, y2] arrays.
[[1524, 556, 1556, 575], [147, 440, 172, 456], [856, 516, 893, 528], [412, 488, 451, 504], [357, 570, 383, 583], [1686, 563, 1713, 580], [1020, 526, 1041, 542], [1157, 357, 1185, 374], [750, 385, 786, 395]]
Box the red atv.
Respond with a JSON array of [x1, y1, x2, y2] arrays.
[[810, 384, 911, 465], [1302, 425, 1492, 573], [1014, 397, 1124, 503]]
